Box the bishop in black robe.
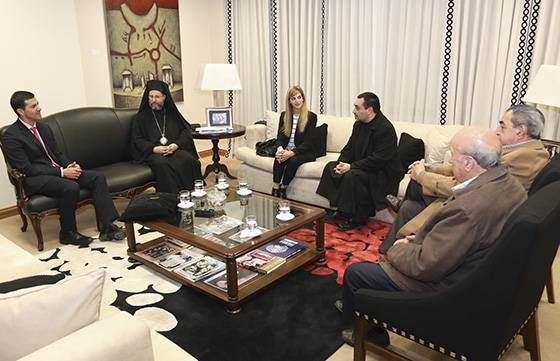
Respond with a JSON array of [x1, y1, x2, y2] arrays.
[[131, 80, 202, 194]]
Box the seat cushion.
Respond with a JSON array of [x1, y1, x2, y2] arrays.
[[92, 162, 154, 193], [26, 189, 91, 213]]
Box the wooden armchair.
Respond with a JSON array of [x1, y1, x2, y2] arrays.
[[353, 180, 560, 361]]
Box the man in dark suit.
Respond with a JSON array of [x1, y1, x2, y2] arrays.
[[316, 92, 404, 231], [2, 91, 125, 246]]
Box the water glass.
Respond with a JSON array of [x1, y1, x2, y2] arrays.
[[178, 190, 190, 205], [194, 179, 204, 194], [217, 173, 228, 188], [238, 177, 249, 193], [245, 215, 257, 232], [278, 200, 291, 216], [179, 205, 194, 227]]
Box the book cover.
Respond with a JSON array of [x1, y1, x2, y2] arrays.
[[158, 249, 202, 269], [173, 256, 226, 281], [237, 249, 286, 274], [141, 242, 178, 259], [203, 268, 259, 292], [258, 237, 306, 259]]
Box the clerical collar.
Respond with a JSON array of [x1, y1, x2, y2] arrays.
[[502, 139, 533, 150]]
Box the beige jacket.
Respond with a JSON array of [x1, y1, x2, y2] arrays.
[[379, 166, 526, 292], [396, 139, 549, 238]]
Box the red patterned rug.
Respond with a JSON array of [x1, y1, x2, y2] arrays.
[[289, 219, 391, 284]]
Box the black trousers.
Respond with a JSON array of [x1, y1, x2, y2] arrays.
[[272, 153, 315, 185], [146, 150, 202, 194], [379, 180, 437, 253], [36, 170, 119, 232], [342, 262, 401, 324]]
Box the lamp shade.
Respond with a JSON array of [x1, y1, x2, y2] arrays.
[[522, 65, 560, 108], [200, 64, 242, 91]]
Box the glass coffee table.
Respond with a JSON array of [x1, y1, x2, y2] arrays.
[[125, 190, 325, 313]]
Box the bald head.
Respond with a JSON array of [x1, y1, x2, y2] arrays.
[[450, 127, 502, 182]]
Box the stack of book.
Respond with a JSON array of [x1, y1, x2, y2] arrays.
[[236, 237, 307, 274]]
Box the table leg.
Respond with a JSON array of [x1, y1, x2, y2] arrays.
[[226, 258, 241, 314], [316, 218, 325, 262], [125, 222, 137, 252], [201, 137, 237, 180]]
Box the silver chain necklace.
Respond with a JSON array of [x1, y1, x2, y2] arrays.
[[151, 108, 167, 145]]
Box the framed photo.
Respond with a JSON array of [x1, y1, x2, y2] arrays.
[[542, 139, 560, 159], [206, 107, 233, 128]]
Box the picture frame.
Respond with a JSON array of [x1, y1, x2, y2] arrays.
[[542, 139, 560, 159], [206, 107, 233, 128]]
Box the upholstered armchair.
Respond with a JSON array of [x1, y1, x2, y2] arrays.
[[352, 180, 560, 361]]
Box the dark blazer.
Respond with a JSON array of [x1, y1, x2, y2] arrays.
[[2, 119, 70, 193], [275, 111, 317, 157]]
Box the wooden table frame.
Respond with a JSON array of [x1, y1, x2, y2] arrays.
[[125, 192, 325, 313]]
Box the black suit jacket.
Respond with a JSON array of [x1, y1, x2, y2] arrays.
[[275, 111, 317, 156], [2, 119, 70, 193]]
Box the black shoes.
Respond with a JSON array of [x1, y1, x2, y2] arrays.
[[272, 188, 280, 197], [325, 211, 350, 222], [279, 188, 287, 199], [59, 230, 93, 246], [337, 218, 366, 232], [385, 194, 402, 213], [99, 224, 126, 242], [341, 327, 390, 347]]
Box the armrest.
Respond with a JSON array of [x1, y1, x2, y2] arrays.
[[9, 169, 29, 201], [244, 124, 267, 150], [18, 312, 154, 361]]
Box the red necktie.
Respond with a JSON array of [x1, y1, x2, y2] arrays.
[[30, 126, 61, 168]]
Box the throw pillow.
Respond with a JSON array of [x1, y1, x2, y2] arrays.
[[0, 273, 64, 294], [0, 269, 105, 361], [312, 123, 328, 157], [119, 192, 179, 223], [398, 132, 425, 170]]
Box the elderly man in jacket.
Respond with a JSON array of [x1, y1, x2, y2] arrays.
[[336, 127, 527, 346]]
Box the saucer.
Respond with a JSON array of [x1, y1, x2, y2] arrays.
[[276, 213, 295, 221], [236, 189, 253, 196], [177, 201, 194, 209], [191, 190, 207, 198], [216, 183, 230, 190]]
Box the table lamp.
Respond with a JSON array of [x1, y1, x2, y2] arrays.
[[522, 64, 560, 108], [200, 64, 242, 107]]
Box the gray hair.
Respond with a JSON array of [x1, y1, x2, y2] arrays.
[[506, 104, 545, 139]]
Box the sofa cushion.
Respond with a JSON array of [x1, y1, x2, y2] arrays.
[[0, 269, 105, 361], [398, 132, 425, 170], [312, 124, 328, 157], [265, 110, 281, 139], [0, 274, 65, 294], [93, 162, 154, 193], [317, 114, 354, 153]]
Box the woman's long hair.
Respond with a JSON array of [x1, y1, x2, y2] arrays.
[[283, 85, 309, 136]]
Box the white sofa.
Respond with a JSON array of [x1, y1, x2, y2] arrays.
[[0, 235, 195, 361], [236, 111, 464, 208]]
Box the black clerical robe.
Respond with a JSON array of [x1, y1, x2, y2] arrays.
[[316, 111, 404, 219], [131, 109, 201, 193]]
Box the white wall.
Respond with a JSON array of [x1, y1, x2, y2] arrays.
[[0, 0, 227, 209]]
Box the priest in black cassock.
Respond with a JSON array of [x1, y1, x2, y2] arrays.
[[131, 80, 202, 194], [316, 92, 404, 231]]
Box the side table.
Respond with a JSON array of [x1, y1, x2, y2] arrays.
[[193, 124, 246, 180]]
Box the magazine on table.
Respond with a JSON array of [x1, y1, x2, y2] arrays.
[[141, 241, 179, 259], [173, 255, 226, 281], [196, 215, 243, 235], [258, 237, 306, 259], [158, 249, 203, 269], [229, 226, 268, 244], [237, 249, 286, 274], [203, 268, 259, 292]]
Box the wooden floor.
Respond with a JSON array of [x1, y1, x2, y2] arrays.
[[1, 155, 559, 361]]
